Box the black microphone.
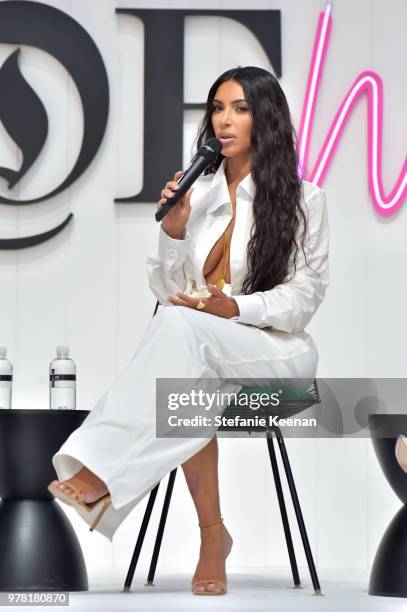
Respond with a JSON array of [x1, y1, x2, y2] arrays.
[[155, 137, 222, 222]]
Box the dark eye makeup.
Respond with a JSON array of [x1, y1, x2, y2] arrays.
[[212, 104, 249, 112]]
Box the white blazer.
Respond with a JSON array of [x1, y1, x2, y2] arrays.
[[147, 158, 329, 334]]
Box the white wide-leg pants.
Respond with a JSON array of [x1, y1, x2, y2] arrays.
[[52, 305, 318, 540]]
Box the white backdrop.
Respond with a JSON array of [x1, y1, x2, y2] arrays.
[[0, 0, 406, 576]]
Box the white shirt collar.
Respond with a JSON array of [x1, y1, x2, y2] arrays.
[[206, 158, 255, 214]]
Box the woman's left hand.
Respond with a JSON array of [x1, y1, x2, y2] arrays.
[[168, 284, 240, 319]]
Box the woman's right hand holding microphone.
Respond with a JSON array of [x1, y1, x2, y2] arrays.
[[156, 170, 193, 239]]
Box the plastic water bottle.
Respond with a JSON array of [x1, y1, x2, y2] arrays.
[[0, 346, 13, 409], [49, 346, 76, 410]]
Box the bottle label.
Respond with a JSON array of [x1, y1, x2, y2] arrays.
[[49, 374, 76, 381], [0, 375, 12, 381], [49, 374, 76, 388]]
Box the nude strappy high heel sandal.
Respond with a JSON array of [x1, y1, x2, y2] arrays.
[[191, 516, 233, 596], [47, 482, 112, 532]]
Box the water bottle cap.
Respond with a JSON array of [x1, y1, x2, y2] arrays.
[[56, 345, 69, 357], [0, 346, 6, 357]]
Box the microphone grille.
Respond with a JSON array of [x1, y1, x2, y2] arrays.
[[198, 137, 222, 162], [205, 137, 222, 155]]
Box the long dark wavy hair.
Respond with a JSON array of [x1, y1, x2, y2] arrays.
[[195, 66, 309, 294]]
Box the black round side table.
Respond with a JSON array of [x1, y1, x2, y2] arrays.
[[0, 409, 90, 591], [369, 414, 407, 598]]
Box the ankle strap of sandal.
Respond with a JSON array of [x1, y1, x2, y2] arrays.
[[199, 516, 224, 528]]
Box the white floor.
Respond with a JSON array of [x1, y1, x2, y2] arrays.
[[35, 566, 407, 612]]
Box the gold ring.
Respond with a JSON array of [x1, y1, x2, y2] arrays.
[[196, 300, 206, 310]]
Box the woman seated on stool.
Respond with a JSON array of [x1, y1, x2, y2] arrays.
[[48, 65, 329, 597]]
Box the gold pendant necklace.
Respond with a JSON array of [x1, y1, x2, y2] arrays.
[[215, 222, 231, 290]]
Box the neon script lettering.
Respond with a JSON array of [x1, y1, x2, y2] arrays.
[[297, 3, 407, 217]]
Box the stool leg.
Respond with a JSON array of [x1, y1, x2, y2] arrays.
[[145, 469, 177, 586], [274, 427, 322, 595], [266, 433, 302, 588], [123, 483, 160, 592]]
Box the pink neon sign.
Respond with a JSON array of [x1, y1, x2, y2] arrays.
[[297, 3, 407, 217]]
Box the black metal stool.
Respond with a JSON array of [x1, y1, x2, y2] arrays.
[[123, 301, 322, 595]]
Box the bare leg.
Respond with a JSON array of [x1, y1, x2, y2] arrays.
[[48, 467, 109, 504], [181, 435, 233, 593], [395, 435, 407, 472]]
